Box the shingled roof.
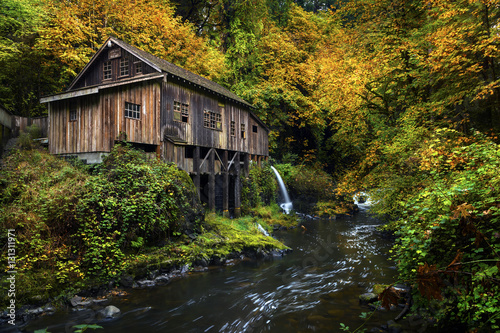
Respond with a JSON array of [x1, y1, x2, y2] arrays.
[[68, 37, 252, 109]]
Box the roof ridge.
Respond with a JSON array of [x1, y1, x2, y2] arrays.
[[109, 37, 251, 108]]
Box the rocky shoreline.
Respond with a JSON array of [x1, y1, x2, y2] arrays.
[[0, 212, 346, 332], [0, 246, 291, 331]]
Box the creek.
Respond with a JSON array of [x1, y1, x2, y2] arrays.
[[24, 207, 421, 333]]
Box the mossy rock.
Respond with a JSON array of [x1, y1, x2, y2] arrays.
[[373, 284, 389, 295], [359, 292, 378, 304]]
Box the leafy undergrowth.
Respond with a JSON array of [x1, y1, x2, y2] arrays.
[[359, 129, 500, 332], [0, 144, 290, 309]]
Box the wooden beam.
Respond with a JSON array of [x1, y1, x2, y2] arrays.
[[244, 153, 250, 177], [193, 146, 200, 199], [209, 148, 215, 211], [234, 152, 241, 217], [41, 73, 164, 103], [223, 150, 229, 217], [214, 149, 226, 172], [40, 87, 99, 103], [227, 151, 238, 172], [199, 147, 213, 170]]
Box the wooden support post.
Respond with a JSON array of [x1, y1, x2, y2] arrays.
[[234, 152, 241, 217], [155, 144, 161, 160], [193, 146, 200, 199], [209, 148, 215, 212], [243, 153, 250, 177], [223, 150, 229, 217]]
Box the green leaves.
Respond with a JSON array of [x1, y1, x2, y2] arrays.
[[0, 144, 200, 295], [383, 131, 500, 330]]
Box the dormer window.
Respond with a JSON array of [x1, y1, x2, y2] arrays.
[[103, 61, 112, 80], [120, 58, 129, 77]]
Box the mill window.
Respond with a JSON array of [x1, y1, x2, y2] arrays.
[[174, 101, 189, 123], [252, 125, 258, 133], [125, 102, 140, 120], [120, 58, 129, 76], [204, 110, 222, 130], [69, 107, 77, 121], [204, 110, 210, 128], [181, 103, 189, 122], [241, 124, 246, 139], [135, 61, 142, 74], [103, 61, 112, 80], [230, 121, 235, 136]]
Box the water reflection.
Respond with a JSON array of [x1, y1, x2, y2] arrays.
[[27, 210, 411, 333]]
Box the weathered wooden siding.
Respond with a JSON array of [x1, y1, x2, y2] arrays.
[[49, 81, 160, 155], [160, 78, 268, 158], [72, 48, 157, 90]]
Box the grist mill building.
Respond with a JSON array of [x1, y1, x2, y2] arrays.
[[40, 37, 269, 216]]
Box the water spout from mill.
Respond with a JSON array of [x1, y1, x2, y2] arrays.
[[270, 166, 293, 214]]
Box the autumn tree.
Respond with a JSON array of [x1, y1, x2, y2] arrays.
[[0, 0, 53, 116], [233, 6, 331, 163], [36, 0, 226, 93]]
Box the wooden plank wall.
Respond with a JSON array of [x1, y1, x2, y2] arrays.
[[0, 123, 12, 155], [13, 116, 48, 137], [49, 81, 160, 155], [72, 49, 158, 90], [161, 78, 269, 158]]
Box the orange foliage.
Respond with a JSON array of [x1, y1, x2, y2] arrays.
[[37, 0, 225, 89]]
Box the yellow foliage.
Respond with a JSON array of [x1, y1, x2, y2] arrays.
[[37, 0, 225, 88]]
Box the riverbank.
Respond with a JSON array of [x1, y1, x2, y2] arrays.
[[20, 208, 403, 333], [0, 206, 301, 329], [1, 142, 350, 330]]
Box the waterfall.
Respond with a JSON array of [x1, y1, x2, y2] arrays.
[[353, 192, 372, 210], [270, 166, 293, 214]]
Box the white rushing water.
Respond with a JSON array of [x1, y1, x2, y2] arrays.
[[353, 192, 373, 210], [270, 166, 293, 214]]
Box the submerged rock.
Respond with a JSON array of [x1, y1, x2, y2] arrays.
[[386, 319, 403, 333], [98, 305, 121, 319], [359, 293, 378, 304]]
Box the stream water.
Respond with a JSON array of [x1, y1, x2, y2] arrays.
[[23, 207, 422, 333]]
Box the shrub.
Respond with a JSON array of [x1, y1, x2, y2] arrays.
[[0, 144, 201, 306], [17, 124, 42, 150], [241, 163, 277, 213], [385, 129, 500, 331]]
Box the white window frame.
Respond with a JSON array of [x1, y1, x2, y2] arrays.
[[125, 102, 140, 120]]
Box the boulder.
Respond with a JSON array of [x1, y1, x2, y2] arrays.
[[119, 274, 134, 288], [359, 293, 378, 304], [154, 275, 170, 285], [387, 320, 403, 333], [98, 305, 121, 319], [136, 279, 155, 288], [70, 296, 83, 307]]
